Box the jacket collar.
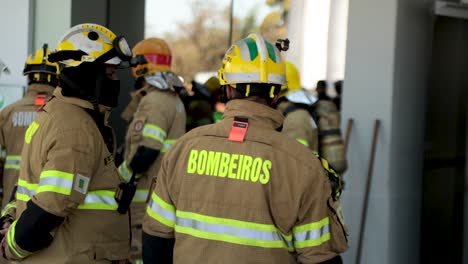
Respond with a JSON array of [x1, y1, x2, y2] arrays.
[[26, 83, 55, 97], [223, 99, 284, 130], [52, 87, 95, 110]]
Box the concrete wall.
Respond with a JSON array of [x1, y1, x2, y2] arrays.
[[71, 0, 145, 145], [342, 0, 431, 263], [34, 0, 71, 51], [0, 0, 32, 86], [422, 14, 468, 263], [388, 0, 431, 262]]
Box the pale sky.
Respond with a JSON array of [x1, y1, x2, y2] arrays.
[[145, 0, 275, 37]]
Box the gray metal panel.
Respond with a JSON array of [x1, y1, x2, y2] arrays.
[[70, 0, 145, 146]]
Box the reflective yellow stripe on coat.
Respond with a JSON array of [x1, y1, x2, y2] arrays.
[[142, 123, 167, 144], [5, 156, 21, 170], [146, 192, 295, 251]]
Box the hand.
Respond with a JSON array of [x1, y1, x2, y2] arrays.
[[0, 222, 10, 259], [0, 222, 11, 236]]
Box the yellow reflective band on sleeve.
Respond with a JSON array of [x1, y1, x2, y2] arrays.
[[0, 148, 6, 159], [132, 189, 149, 203], [296, 139, 309, 147], [142, 123, 167, 144], [174, 210, 293, 251], [4, 156, 21, 170], [146, 192, 175, 228], [24, 121, 39, 144], [161, 139, 177, 153], [77, 190, 118, 210], [7, 221, 31, 259], [1, 201, 16, 218], [118, 161, 133, 183], [293, 217, 330, 249], [17, 179, 38, 201], [36, 170, 74, 196]]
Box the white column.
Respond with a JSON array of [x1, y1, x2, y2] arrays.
[[326, 0, 349, 83], [0, 0, 32, 86], [33, 0, 71, 50]]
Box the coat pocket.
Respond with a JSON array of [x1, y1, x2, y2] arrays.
[[327, 197, 349, 252]]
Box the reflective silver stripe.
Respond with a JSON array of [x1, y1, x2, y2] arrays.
[[5, 156, 20, 164], [132, 189, 148, 202], [176, 217, 293, 248], [83, 193, 117, 205], [118, 161, 132, 182], [237, 39, 253, 62], [38, 177, 73, 189], [253, 34, 268, 62], [268, 74, 286, 85], [142, 124, 167, 144], [148, 198, 176, 223], [224, 72, 260, 83], [16, 186, 35, 197], [0, 150, 6, 159], [162, 139, 176, 153], [5, 156, 21, 169], [294, 224, 330, 242]]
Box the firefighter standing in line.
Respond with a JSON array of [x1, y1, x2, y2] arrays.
[[118, 37, 186, 263], [0, 23, 132, 263], [142, 33, 348, 263], [277, 61, 318, 151], [0, 44, 58, 219]]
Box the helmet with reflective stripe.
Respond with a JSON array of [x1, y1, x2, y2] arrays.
[[131, 38, 172, 78], [23, 44, 59, 85], [51, 23, 132, 68], [218, 33, 286, 87], [281, 61, 301, 96], [23, 44, 58, 75]]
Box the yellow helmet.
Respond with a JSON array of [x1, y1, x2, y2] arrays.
[[131, 38, 172, 78], [204, 76, 221, 94], [50, 23, 132, 68], [218, 33, 286, 87], [23, 44, 59, 85], [282, 61, 302, 96]]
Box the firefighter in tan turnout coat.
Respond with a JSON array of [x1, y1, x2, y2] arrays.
[[118, 37, 186, 263], [0, 44, 58, 218], [0, 23, 133, 263], [142, 34, 348, 263]]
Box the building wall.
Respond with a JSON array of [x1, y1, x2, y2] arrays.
[[388, 0, 431, 262], [34, 0, 71, 51], [341, 0, 431, 263], [422, 14, 468, 263], [0, 0, 32, 86], [70, 0, 145, 145]]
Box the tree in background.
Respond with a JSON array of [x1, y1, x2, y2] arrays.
[[260, 0, 288, 43], [160, 0, 257, 81]]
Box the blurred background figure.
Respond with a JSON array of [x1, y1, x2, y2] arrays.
[[181, 79, 213, 131], [316, 79, 331, 101], [0, 59, 10, 78], [333, 80, 343, 111], [277, 61, 318, 151], [0, 44, 58, 221], [118, 37, 186, 263]]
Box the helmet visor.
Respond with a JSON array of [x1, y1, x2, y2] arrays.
[[114, 36, 132, 61]]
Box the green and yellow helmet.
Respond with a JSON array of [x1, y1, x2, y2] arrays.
[[280, 61, 302, 97], [23, 44, 59, 85], [218, 33, 286, 95]]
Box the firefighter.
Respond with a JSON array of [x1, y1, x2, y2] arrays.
[[277, 61, 318, 151], [0, 23, 132, 263], [142, 33, 348, 263], [118, 37, 186, 263], [0, 44, 58, 220]]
